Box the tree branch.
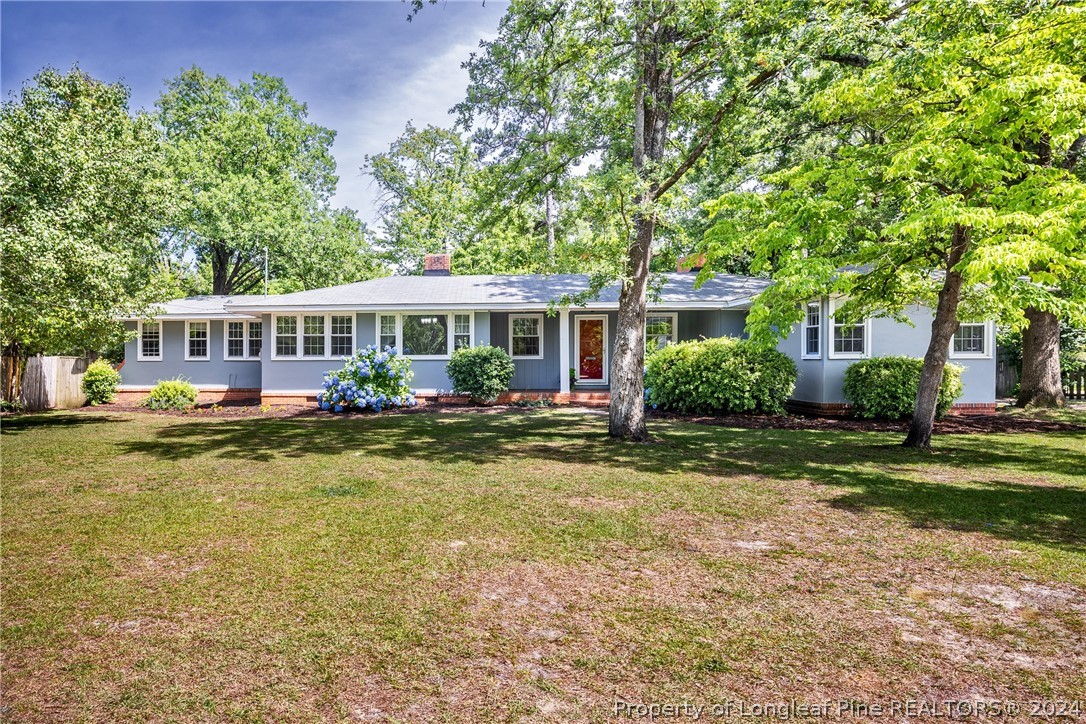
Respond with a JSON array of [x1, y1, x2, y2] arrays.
[[652, 67, 781, 200], [817, 53, 872, 68], [1063, 133, 1086, 170]]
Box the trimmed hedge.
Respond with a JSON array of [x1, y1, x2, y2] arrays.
[[81, 359, 120, 405], [842, 356, 963, 419], [446, 345, 516, 404], [143, 379, 198, 410], [645, 337, 797, 415]]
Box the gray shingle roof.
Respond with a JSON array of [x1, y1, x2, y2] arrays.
[[122, 295, 265, 320], [223, 273, 770, 312]]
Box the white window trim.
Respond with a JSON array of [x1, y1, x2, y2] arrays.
[[453, 312, 474, 352], [185, 320, 210, 361], [827, 298, 870, 360], [223, 320, 262, 361], [509, 313, 545, 360], [373, 312, 471, 360], [802, 300, 821, 360], [329, 314, 357, 358], [136, 320, 162, 362], [574, 314, 609, 385], [949, 320, 993, 359], [645, 312, 678, 351], [271, 313, 355, 360]]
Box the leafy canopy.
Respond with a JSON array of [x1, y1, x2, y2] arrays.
[[157, 67, 383, 294], [703, 0, 1086, 341], [1, 67, 170, 356]]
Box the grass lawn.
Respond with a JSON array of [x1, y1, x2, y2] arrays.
[[2, 408, 1084, 721]]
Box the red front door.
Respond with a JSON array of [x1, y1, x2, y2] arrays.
[[578, 318, 605, 382]]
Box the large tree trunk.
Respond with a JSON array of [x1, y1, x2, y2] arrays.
[[609, 214, 654, 440], [1017, 307, 1065, 408], [904, 225, 969, 449], [608, 6, 674, 441], [211, 242, 231, 295], [544, 188, 556, 265]]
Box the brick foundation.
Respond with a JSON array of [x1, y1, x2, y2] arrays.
[[787, 399, 998, 417], [117, 388, 261, 405]]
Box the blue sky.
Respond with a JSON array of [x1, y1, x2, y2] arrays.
[[1, 1, 504, 223]]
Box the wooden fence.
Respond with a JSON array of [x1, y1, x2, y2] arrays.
[[4, 355, 90, 411], [1066, 368, 1086, 400]]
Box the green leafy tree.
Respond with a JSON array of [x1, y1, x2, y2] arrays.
[[157, 68, 378, 294], [0, 68, 170, 399], [703, 0, 1086, 447], [365, 123, 477, 273], [451, 0, 852, 440]]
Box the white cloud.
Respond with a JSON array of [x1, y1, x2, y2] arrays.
[[329, 32, 497, 227]]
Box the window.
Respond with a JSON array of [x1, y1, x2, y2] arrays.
[[952, 322, 988, 357], [829, 300, 867, 358], [646, 314, 677, 351], [803, 301, 821, 358], [187, 321, 209, 360], [510, 314, 542, 358], [226, 322, 246, 358], [379, 315, 397, 350], [454, 313, 472, 350], [139, 321, 161, 361], [276, 316, 298, 357], [303, 315, 325, 357], [225, 320, 261, 360], [402, 314, 448, 357], [248, 322, 262, 358], [331, 315, 354, 357]]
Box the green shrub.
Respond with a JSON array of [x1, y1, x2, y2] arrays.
[[143, 379, 198, 410], [446, 345, 516, 404], [81, 359, 121, 405], [842, 356, 963, 419], [645, 337, 797, 415]]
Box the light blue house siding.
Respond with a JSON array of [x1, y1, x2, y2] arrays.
[[260, 311, 497, 394], [490, 311, 563, 390], [778, 301, 996, 406], [119, 301, 995, 406], [120, 320, 261, 389]]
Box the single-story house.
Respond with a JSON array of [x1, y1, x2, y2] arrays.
[[117, 254, 997, 412]]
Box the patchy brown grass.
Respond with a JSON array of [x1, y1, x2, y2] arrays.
[[2, 408, 1084, 721]]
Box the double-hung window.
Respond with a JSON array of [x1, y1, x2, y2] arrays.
[[272, 314, 355, 359], [186, 321, 209, 360], [302, 315, 326, 357], [225, 320, 262, 360], [454, 314, 472, 350], [139, 321, 161, 361], [276, 316, 298, 357], [331, 315, 354, 357], [829, 300, 868, 358], [803, 301, 821, 359], [952, 322, 989, 357], [379, 314, 398, 350], [510, 314, 542, 359], [248, 322, 262, 358], [645, 314, 677, 352]]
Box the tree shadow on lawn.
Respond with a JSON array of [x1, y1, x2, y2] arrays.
[[0, 411, 126, 435], [117, 410, 1086, 551]]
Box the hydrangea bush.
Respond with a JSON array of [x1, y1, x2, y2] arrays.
[[317, 345, 417, 412]]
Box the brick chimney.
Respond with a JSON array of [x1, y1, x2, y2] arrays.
[[423, 253, 451, 276], [676, 254, 706, 273]]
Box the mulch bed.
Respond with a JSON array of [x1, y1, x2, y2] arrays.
[[41, 400, 1086, 433], [648, 409, 1086, 434]]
